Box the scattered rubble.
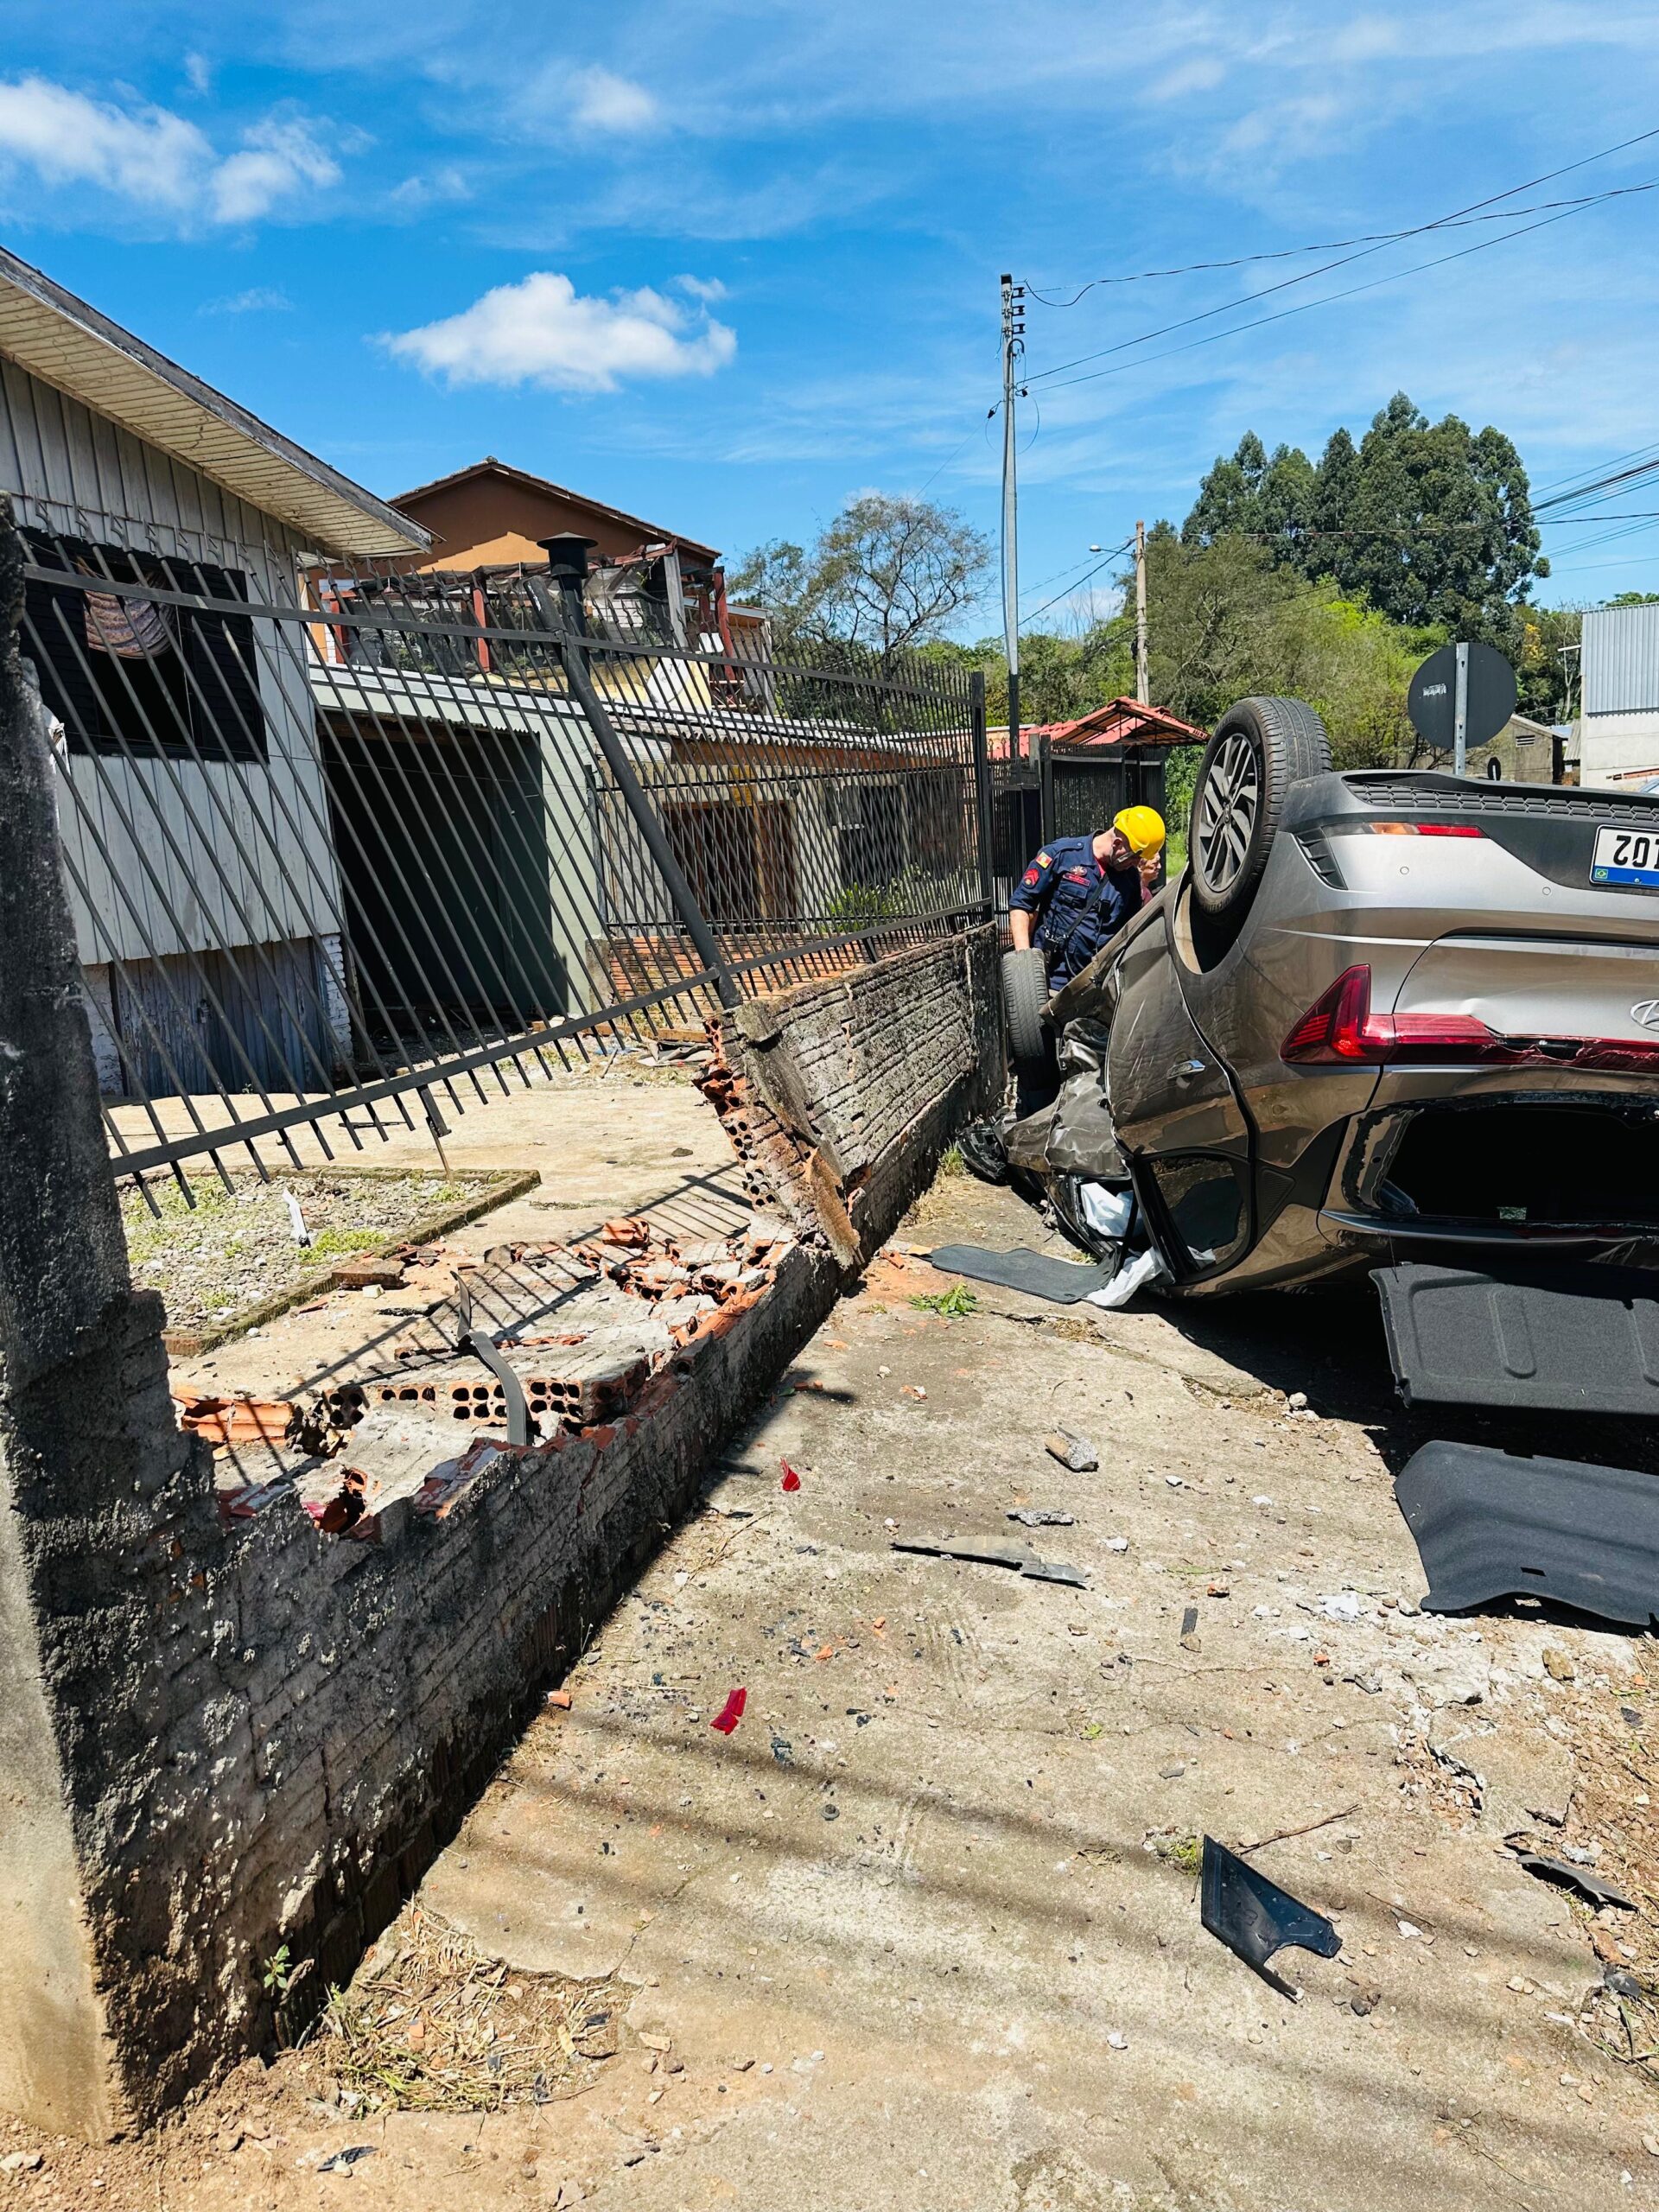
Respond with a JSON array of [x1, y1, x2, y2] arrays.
[[1045, 1428, 1099, 1472], [196, 1211, 798, 1541]]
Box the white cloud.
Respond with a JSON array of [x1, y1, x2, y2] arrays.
[[210, 117, 340, 222], [1147, 55, 1227, 101], [385, 270, 737, 393], [0, 75, 341, 228], [183, 53, 213, 97], [201, 285, 293, 315], [570, 67, 659, 134], [0, 75, 210, 209], [674, 272, 728, 302]]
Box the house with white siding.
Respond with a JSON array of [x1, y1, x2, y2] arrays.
[[0, 243, 428, 1098], [1579, 599, 1659, 790]]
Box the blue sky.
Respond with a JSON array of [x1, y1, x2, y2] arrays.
[[6, 3, 1659, 632]]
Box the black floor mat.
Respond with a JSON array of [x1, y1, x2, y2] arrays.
[[1395, 1439, 1659, 1626], [925, 1243, 1120, 1304]]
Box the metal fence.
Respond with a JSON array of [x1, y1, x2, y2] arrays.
[[16, 524, 990, 1204]]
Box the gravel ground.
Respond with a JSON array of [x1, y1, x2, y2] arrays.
[[121, 1171, 498, 1336]]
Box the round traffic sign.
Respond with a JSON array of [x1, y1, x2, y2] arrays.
[[1408, 642, 1516, 755]]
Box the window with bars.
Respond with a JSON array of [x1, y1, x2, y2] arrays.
[[21, 531, 269, 764]]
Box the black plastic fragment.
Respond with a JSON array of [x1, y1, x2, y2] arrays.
[[1373, 1262, 1659, 1413], [891, 1537, 1088, 1588], [1200, 1836, 1341, 1998], [1514, 1853, 1635, 1910], [1394, 1439, 1659, 1627], [926, 1244, 1120, 1303]]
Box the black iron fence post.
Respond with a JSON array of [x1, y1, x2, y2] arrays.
[[542, 601, 740, 1010], [969, 670, 994, 914], [1039, 728, 1056, 844]]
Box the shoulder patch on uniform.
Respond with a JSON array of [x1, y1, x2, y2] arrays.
[[1034, 850, 1052, 867], [1020, 866, 1042, 887]]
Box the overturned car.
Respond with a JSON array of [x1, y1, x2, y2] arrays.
[[982, 694, 1659, 1411]]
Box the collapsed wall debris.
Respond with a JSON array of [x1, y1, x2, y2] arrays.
[[0, 499, 1001, 2148]]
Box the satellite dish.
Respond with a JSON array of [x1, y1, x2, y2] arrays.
[[1408, 642, 1516, 762]]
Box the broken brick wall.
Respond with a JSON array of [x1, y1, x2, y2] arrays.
[[0, 480, 1004, 2142], [701, 926, 1002, 1268]]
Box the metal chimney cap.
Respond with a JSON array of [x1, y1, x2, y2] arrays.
[[538, 533, 596, 576]]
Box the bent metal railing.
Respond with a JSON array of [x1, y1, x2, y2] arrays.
[[12, 518, 991, 1205]]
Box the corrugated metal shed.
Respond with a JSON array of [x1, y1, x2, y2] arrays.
[[1583, 601, 1659, 715], [0, 245, 426, 559]]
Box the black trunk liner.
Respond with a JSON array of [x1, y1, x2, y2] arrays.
[[1373, 1261, 1659, 1412], [1395, 1438, 1659, 1626]]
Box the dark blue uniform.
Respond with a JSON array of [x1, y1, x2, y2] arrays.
[[1011, 833, 1144, 990]]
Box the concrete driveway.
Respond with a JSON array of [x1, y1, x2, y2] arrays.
[[35, 1165, 1659, 2211]]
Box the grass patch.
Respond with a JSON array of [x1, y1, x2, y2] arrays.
[[307, 1225, 387, 1261], [909, 1284, 979, 1319]]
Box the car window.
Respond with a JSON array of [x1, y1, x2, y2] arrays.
[[1146, 1154, 1250, 1273]]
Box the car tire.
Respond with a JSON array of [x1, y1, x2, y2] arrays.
[[1002, 947, 1051, 1063], [1190, 696, 1332, 937]]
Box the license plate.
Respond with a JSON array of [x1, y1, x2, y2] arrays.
[[1592, 824, 1659, 887]]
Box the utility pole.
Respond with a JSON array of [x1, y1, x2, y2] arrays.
[[1000, 272, 1026, 764], [1134, 518, 1149, 704]]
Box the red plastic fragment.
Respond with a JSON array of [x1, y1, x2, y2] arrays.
[[780, 1461, 803, 1493], [711, 1688, 747, 1734]]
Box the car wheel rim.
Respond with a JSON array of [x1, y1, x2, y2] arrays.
[[1195, 730, 1262, 896]]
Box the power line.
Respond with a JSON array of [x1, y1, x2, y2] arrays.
[[1535, 454, 1659, 513], [1020, 537, 1135, 624], [1029, 198, 1596, 397], [1024, 178, 1659, 307], [1532, 435, 1659, 499], [1027, 173, 1659, 391]]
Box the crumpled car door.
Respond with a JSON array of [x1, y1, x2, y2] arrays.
[[1106, 903, 1255, 1276]]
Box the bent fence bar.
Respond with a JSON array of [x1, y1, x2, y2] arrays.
[[15, 522, 990, 1203]]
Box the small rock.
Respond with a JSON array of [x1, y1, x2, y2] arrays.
[[1543, 1647, 1575, 1683], [0, 2152, 43, 2173], [1642, 2133, 1659, 2158], [1009, 1508, 1076, 1527], [1350, 1986, 1382, 2017], [216, 2126, 244, 2155], [1106, 2031, 1128, 2050], [1287, 1391, 1308, 1411], [1105, 1536, 1129, 1554], [1159, 1762, 1186, 1780], [1045, 1430, 1098, 1473]]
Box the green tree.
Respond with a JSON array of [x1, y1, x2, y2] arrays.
[[1183, 392, 1547, 650], [729, 495, 991, 659]]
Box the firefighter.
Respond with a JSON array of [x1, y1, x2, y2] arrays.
[[1008, 804, 1166, 994]]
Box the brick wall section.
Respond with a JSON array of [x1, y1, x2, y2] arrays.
[[706, 926, 1001, 1267], [96, 1244, 838, 2120], [0, 494, 1001, 2133]]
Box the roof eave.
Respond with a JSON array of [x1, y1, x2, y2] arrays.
[[0, 245, 428, 560]]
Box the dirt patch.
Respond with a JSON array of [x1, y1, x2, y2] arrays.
[[316, 1905, 627, 2114], [122, 1169, 527, 1342]]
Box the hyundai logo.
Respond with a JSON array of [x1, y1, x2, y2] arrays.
[[1633, 999, 1659, 1030]]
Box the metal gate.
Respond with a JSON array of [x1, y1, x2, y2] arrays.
[[14, 521, 991, 1203]]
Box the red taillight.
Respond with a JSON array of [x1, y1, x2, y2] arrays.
[[1282, 963, 1659, 1070], [1281, 966, 1381, 1061], [1361, 821, 1487, 838]]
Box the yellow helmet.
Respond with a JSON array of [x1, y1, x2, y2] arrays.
[[1114, 804, 1166, 855]]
